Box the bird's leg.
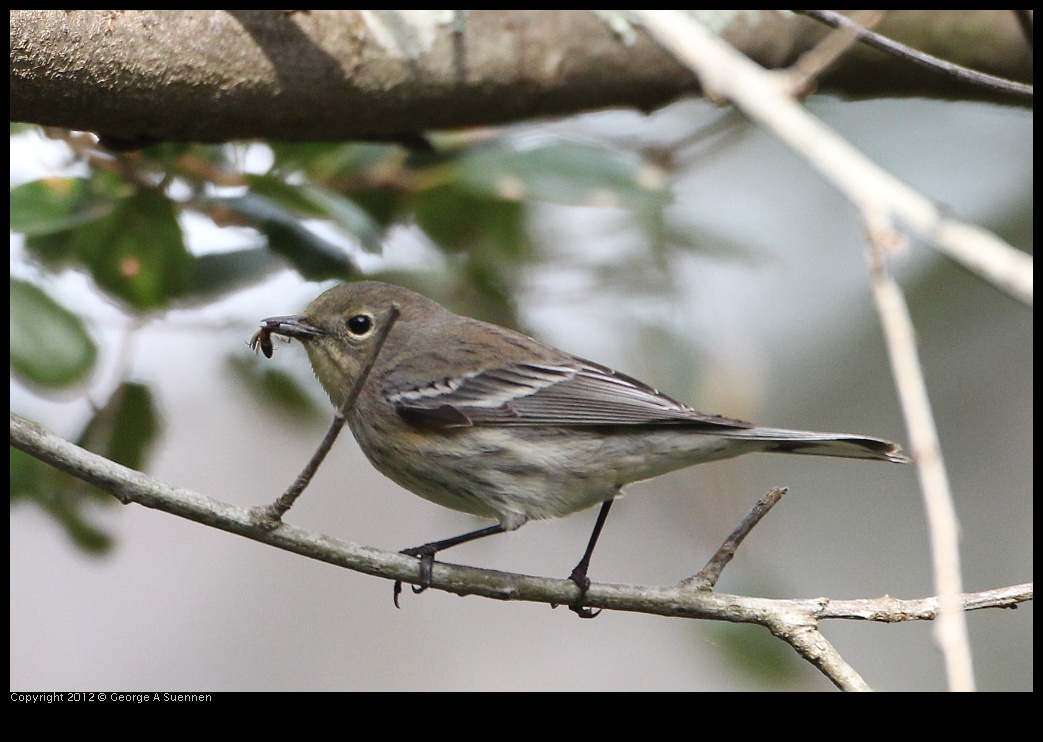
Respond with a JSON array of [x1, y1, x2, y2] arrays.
[[394, 524, 506, 607], [565, 499, 614, 619]]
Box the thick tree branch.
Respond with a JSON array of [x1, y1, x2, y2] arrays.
[[10, 10, 1031, 143]]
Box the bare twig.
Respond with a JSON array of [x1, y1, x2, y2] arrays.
[[681, 487, 787, 590], [253, 303, 401, 526], [785, 10, 887, 98], [819, 583, 1033, 620], [793, 10, 1033, 100]]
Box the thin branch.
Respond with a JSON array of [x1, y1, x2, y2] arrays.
[[252, 303, 401, 525], [862, 210, 973, 691], [819, 583, 1033, 621], [11, 411, 1031, 691], [763, 611, 871, 692], [792, 10, 1033, 100], [784, 10, 887, 98], [681, 487, 787, 590]]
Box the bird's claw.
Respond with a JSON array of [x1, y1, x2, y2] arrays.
[[393, 547, 436, 608], [564, 566, 601, 619]]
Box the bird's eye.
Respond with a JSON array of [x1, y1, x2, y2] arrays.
[[346, 314, 373, 336]]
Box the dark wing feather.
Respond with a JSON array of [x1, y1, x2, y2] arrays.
[[387, 361, 753, 430]]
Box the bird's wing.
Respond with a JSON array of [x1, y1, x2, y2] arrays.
[[385, 360, 754, 430]]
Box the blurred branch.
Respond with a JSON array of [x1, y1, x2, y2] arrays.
[[630, 10, 1032, 306], [784, 10, 887, 98], [862, 210, 973, 691], [793, 10, 1032, 100], [628, 9, 1031, 693], [11, 412, 1032, 692]]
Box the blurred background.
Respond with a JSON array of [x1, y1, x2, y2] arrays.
[[11, 95, 1032, 691]]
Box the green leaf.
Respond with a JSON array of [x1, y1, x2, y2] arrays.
[[215, 193, 357, 281], [246, 174, 327, 218], [73, 190, 192, 309], [297, 183, 385, 253], [130, 141, 205, 170], [12, 383, 160, 554], [187, 247, 284, 300], [247, 175, 385, 253], [269, 141, 406, 183], [10, 279, 97, 387], [10, 445, 45, 502], [412, 184, 528, 259], [77, 382, 160, 471], [24, 230, 78, 265], [10, 177, 119, 236], [451, 141, 671, 209], [346, 187, 403, 228], [10, 446, 114, 554]]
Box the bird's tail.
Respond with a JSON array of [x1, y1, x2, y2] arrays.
[[723, 427, 910, 463]]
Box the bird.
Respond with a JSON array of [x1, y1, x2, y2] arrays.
[[253, 281, 909, 616]]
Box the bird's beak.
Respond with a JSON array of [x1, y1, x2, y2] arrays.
[[250, 314, 324, 358], [258, 315, 324, 341]]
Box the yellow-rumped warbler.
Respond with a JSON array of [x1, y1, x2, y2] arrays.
[[256, 281, 908, 614]]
